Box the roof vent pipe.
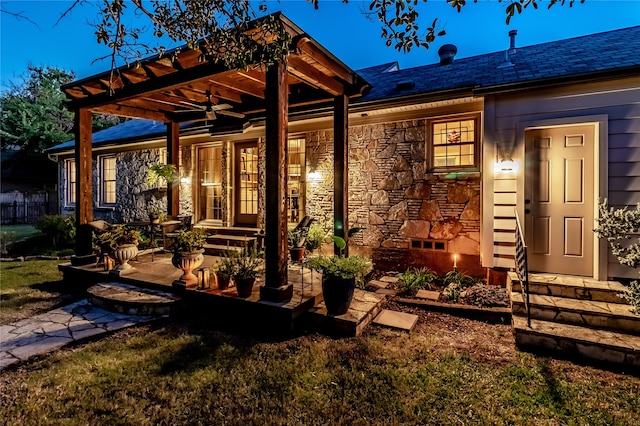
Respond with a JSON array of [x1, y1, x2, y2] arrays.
[[438, 44, 457, 65], [508, 30, 517, 55]]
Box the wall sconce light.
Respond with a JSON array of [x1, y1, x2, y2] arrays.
[[494, 153, 520, 174], [307, 171, 322, 184], [180, 177, 191, 185]]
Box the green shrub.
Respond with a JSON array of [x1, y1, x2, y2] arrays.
[[0, 230, 18, 254], [594, 200, 640, 315], [397, 266, 437, 294], [35, 214, 75, 249], [440, 270, 478, 289]]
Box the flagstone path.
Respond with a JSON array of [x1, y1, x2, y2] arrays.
[[0, 299, 159, 370]]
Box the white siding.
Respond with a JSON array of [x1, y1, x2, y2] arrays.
[[483, 76, 640, 279]]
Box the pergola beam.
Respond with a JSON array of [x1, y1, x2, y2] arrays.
[[334, 94, 349, 256]]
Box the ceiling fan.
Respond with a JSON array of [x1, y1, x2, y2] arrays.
[[173, 91, 244, 121]]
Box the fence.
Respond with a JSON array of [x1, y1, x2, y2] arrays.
[[1, 196, 57, 225]]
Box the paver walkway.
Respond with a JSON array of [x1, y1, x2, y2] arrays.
[[0, 299, 159, 370]]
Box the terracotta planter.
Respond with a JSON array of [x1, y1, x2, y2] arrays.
[[216, 272, 231, 290], [289, 247, 305, 261], [113, 244, 138, 271], [235, 276, 256, 298], [322, 274, 356, 316], [172, 249, 204, 288]]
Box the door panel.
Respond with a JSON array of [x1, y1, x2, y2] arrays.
[[525, 125, 594, 276], [235, 142, 258, 226], [198, 146, 223, 223]]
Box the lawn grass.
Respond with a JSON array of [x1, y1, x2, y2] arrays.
[[0, 259, 82, 324], [0, 224, 38, 241], [1, 320, 638, 425]]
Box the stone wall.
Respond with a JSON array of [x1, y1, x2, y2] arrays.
[[61, 147, 193, 224], [304, 119, 482, 275]]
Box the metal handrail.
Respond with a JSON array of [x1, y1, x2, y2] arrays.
[[514, 210, 531, 327]]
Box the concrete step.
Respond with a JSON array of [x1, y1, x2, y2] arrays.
[[507, 272, 627, 304], [511, 291, 640, 336], [206, 234, 256, 247], [202, 243, 243, 257], [512, 315, 640, 368], [87, 282, 183, 316]]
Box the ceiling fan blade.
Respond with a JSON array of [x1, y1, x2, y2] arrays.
[[216, 109, 245, 119]]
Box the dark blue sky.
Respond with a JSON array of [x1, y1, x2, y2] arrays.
[[1, 0, 639, 91]]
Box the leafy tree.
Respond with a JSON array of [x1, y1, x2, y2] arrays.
[[31, 0, 584, 76], [0, 65, 122, 156], [594, 200, 640, 315]]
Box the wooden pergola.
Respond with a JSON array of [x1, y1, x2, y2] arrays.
[[62, 13, 369, 302]]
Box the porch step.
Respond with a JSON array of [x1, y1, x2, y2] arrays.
[[203, 243, 243, 257], [195, 224, 259, 238], [206, 234, 256, 248], [511, 291, 640, 336], [512, 316, 640, 368], [307, 290, 387, 337], [87, 282, 183, 316], [508, 272, 627, 304]]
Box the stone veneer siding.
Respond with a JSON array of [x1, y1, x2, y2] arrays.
[[61, 147, 193, 223], [304, 119, 483, 275]]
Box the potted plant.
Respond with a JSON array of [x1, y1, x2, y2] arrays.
[[215, 249, 237, 290], [96, 224, 142, 271], [148, 208, 166, 224], [232, 244, 263, 298], [306, 227, 370, 315], [305, 222, 326, 253], [171, 227, 207, 289], [288, 228, 306, 261]]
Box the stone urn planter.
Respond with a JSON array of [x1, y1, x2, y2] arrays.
[[113, 244, 138, 271], [172, 249, 205, 289]]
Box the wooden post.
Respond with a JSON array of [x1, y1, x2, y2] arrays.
[[334, 94, 349, 256], [166, 121, 180, 217], [73, 108, 94, 260], [260, 61, 293, 302]]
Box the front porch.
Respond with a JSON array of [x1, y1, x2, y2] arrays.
[[59, 251, 386, 337]]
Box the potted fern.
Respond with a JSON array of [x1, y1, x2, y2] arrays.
[[306, 228, 370, 315]]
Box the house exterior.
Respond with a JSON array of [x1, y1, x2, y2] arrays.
[[48, 22, 640, 284]]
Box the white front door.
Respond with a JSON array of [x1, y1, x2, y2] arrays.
[[524, 124, 595, 276]]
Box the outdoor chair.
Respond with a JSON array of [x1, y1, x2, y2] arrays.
[[288, 215, 314, 248]]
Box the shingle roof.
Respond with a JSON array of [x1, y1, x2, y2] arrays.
[[354, 25, 640, 104], [49, 26, 640, 153]]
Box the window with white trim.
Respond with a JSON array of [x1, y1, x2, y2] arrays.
[[64, 159, 76, 206], [100, 155, 117, 206], [287, 138, 305, 224], [429, 115, 479, 169]]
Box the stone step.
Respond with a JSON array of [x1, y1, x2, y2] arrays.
[[507, 272, 627, 304], [511, 291, 640, 336], [512, 315, 640, 368], [206, 234, 256, 247], [373, 309, 418, 332], [203, 243, 243, 257], [87, 282, 183, 316], [307, 289, 386, 337]]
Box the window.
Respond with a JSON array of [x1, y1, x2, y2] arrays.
[[199, 146, 223, 221], [100, 156, 117, 206], [64, 159, 76, 206], [430, 115, 479, 169], [287, 138, 305, 224]]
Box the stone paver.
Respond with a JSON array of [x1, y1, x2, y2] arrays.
[[373, 309, 419, 332], [415, 290, 441, 301], [0, 299, 159, 370]]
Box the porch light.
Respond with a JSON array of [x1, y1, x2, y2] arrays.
[[494, 154, 520, 174], [307, 171, 322, 184], [180, 177, 191, 184]]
